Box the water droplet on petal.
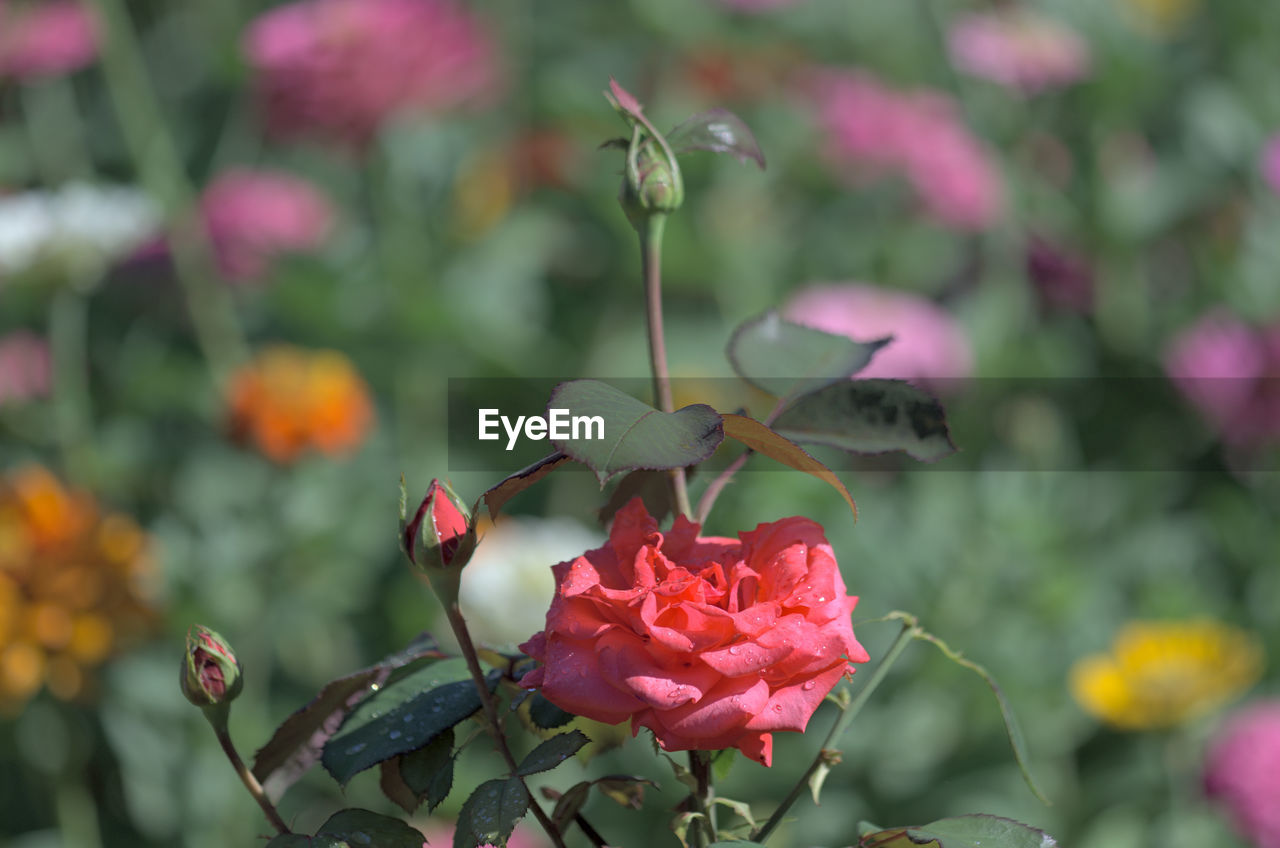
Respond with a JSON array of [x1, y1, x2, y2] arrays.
[[802, 681, 816, 691]]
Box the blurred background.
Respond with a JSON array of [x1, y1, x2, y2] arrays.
[[2, 0, 1279, 846]]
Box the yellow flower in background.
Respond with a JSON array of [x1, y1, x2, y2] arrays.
[[0, 467, 155, 711], [1121, 0, 1201, 34], [1070, 620, 1263, 730]]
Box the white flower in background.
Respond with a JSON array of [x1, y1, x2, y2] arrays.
[[0, 183, 160, 279], [459, 516, 603, 649]]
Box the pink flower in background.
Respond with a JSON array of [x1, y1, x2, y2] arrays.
[[807, 70, 1003, 229], [947, 10, 1091, 95], [0, 0, 97, 78], [1204, 701, 1280, 848], [1164, 311, 1280, 447], [0, 331, 51, 406], [1026, 236, 1094, 313], [784, 283, 973, 386], [200, 169, 336, 282], [243, 0, 500, 149], [1262, 135, 1280, 196]]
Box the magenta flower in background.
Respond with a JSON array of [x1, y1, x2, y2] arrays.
[[0, 0, 98, 79], [947, 9, 1091, 95], [243, 0, 500, 149], [1026, 236, 1094, 313], [1164, 311, 1280, 447], [199, 168, 336, 282], [0, 331, 51, 406], [784, 283, 973, 386], [807, 70, 1003, 230], [1262, 134, 1280, 196], [1205, 701, 1280, 848]]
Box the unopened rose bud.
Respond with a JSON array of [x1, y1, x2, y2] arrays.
[[620, 143, 684, 222], [399, 477, 477, 607], [182, 625, 243, 727]]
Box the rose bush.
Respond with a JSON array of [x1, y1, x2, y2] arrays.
[[519, 498, 868, 766]]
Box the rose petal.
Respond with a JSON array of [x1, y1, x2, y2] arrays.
[[539, 636, 646, 724], [745, 663, 849, 733], [598, 629, 721, 709]]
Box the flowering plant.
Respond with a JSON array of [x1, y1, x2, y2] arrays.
[[180, 80, 1054, 848]]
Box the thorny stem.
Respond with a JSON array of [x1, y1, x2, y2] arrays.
[[213, 728, 289, 835], [640, 215, 693, 520], [446, 605, 569, 848], [688, 749, 717, 847], [751, 616, 919, 844], [89, 0, 248, 388]]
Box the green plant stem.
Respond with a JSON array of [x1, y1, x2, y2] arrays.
[[49, 289, 96, 482], [751, 617, 919, 844], [445, 604, 569, 848], [213, 727, 290, 835], [20, 77, 94, 182], [88, 0, 247, 388], [640, 214, 693, 520], [688, 749, 717, 847]]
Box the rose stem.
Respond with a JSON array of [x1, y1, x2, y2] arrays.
[[640, 214, 694, 520], [688, 749, 718, 846], [751, 617, 919, 844], [89, 0, 248, 388], [446, 604, 569, 848], [212, 727, 290, 835]]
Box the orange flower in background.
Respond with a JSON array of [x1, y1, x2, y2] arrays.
[[0, 466, 155, 710], [227, 345, 375, 464]]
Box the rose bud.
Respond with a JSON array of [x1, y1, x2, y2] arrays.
[[399, 477, 477, 606], [181, 625, 243, 726]]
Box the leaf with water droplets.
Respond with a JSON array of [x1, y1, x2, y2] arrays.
[[455, 777, 530, 848], [253, 632, 443, 798], [322, 659, 496, 786], [516, 730, 589, 776], [379, 729, 455, 814], [265, 808, 426, 847]]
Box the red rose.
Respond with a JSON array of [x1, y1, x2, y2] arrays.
[[519, 499, 869, 766]]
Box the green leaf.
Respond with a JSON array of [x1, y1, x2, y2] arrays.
[[528, 692, 576, 730], [773, 379, 955, 462], [551, 781, 592, 831], [594, 774, 656, 809], [321, 659, 494, 786], [713, 797, 758, 829], [598, 469, 674, 525], [711, 748, 737, 782], [516, 730, 590, 776], [708, 843, 768, 847], [913, 631, 1050, 805], [253, 632, 443, 795], [380, 729, 454, 814], [454, 777, 530, 848], [317, 809, 426, 848], [667, 108, 766, 169], [548, 380, 724, 485], [266, 809, 426, 848], [721, 414, 857, 521], [858, 815, 1057, 848], [727, 311, 889, 400], [480, 452, 571, 520]]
